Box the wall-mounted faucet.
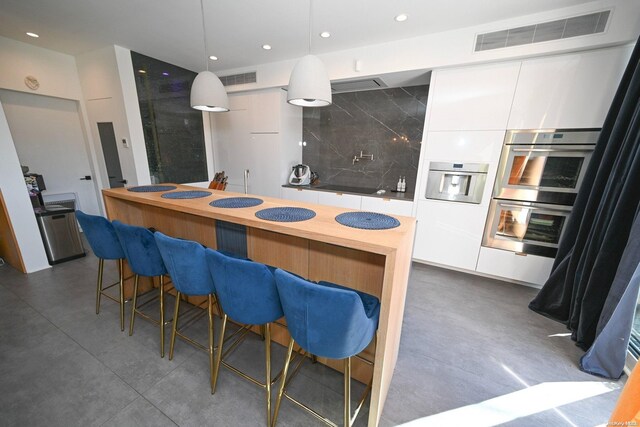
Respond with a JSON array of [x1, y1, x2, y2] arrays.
[[353, 150, 374, 165]]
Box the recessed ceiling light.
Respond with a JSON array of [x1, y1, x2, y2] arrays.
[[394, 13, 408, 22], [26, 32, 39, 38], [319, 31, 331, 38], [262, 44, 272, 50], [209, 55, 218, 61], [138, 69, 146, 74], [162, 72, 169, 76]]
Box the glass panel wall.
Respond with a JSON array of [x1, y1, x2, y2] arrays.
[[131, 51, 208, 184]]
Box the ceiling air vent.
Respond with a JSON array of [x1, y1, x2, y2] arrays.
[[475, 10, 610, 52], [331, 78, 388, 93], [219, 72, 257, 87]]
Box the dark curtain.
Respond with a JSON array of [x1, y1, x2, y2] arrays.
[[529, 37, 640, 369]]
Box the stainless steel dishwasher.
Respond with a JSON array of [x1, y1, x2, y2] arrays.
[[34, 205, 85, 264]]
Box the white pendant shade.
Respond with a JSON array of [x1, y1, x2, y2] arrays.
[[190, 71, 229, 112], [287, 55, 332, 107]]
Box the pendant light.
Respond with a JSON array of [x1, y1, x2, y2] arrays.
[[190, 0, 229, 112], [287, 0, 332, 107]]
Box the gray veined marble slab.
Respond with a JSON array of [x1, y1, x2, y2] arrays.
[[303, 85, 428, 195]]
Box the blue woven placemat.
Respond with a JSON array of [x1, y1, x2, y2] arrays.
[[255, 207, 316, 222], [210, 197, 264, 208], [161, 190, 212, 199], [335, 211, 400, 230], [128, 185, 177, 193]]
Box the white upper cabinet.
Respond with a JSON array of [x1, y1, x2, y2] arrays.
[[213, 89, 302, 198], [250, 91, 281, 133], [428, 62, 521, 131], [508, 46, 631, 129]]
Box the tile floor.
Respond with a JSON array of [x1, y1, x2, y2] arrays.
[[0, 247, 626, 427]]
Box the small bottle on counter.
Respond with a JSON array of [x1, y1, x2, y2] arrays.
[[401, 177, 406, 192], [396, 176, 402, 192]]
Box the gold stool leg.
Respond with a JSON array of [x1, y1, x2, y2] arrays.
[[169, 291, 181, 360], [344, 357, 351, 427], [212, 313, 228, 394], [265, 323, 272, 427], [118, 259, 124, 331], [159, 275, 165, 358], [95, 259, 104, 315], [272, 338, 295, 427], [208, 294, 215, 393], [129, 274, 139, 336]]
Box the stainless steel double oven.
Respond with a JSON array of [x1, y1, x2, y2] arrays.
[[483, 129, 600, 258]]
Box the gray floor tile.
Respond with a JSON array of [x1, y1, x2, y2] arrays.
[[102, 396, 176, 427], [0, 250, 627, 427], [0, 302, 139, 427]]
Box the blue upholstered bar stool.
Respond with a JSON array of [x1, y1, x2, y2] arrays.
[[205, 249, 284, 427], [75, 210, 127, 331], [154, 232, 220, 392], [272, 269, 381, 427], [112, 221, 170, 357]]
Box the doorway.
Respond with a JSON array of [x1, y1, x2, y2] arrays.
[[0, 89, 101, 215], [97, 122, 126, 188]]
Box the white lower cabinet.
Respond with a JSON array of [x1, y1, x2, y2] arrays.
[[476, 247, 554, 287], [280, 187, 319, 204], [360, 196, 414, 217], [317, 192, 362, 209], [413, 200, 487, 271]]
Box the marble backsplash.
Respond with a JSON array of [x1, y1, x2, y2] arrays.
[[302, 85, 429, 194]]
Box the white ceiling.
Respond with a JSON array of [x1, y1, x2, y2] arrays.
[[0, 0, 593, 73]]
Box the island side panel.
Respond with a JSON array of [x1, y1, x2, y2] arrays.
[[368, 225, 416, 427]]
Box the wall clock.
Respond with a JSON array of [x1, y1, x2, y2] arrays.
[[24, 75, 40, 90]]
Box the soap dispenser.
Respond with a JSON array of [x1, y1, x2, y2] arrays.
[[396, 176, 402, 192]]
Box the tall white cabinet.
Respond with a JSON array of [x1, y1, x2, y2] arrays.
[[414, 45, 632, 286], [212, 89, 302, 198]]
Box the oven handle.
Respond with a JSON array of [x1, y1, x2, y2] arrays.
[[498, 203, 571, 214], [511, 148, 593, 153]]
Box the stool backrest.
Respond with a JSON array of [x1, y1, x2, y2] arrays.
[[76, 210, 124, 260], [154, 232, 215, 296], [274, 269, 375, 359], [112, 221, 167, 277], [205, 249, 283, 325]]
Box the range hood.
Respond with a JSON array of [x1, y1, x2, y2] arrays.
[[283, 70, 431, 94], [330, 78, 388, 93]]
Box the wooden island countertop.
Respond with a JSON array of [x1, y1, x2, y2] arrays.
[[102, 184, 416, 427]]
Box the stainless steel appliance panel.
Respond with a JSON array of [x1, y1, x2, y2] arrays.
[[425, 162, 489, 204], [494, 129, 599, 205], [482, 199, 572, 258], [504, 129, 601, 145], [36, 209, 85, 264]]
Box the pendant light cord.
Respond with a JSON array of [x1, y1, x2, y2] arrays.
[[308, 0, 312, 54], [200, 0, 209, 71]]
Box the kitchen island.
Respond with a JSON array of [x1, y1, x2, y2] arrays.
[[102, 184, 416, 427]]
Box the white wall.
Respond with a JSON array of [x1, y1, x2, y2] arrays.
[[215, 0, 640, 93], [76, 46, 141, 188], [0, 35, 110, 271], [0, 89, 101, 215], [0, 102, 50, 272]]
